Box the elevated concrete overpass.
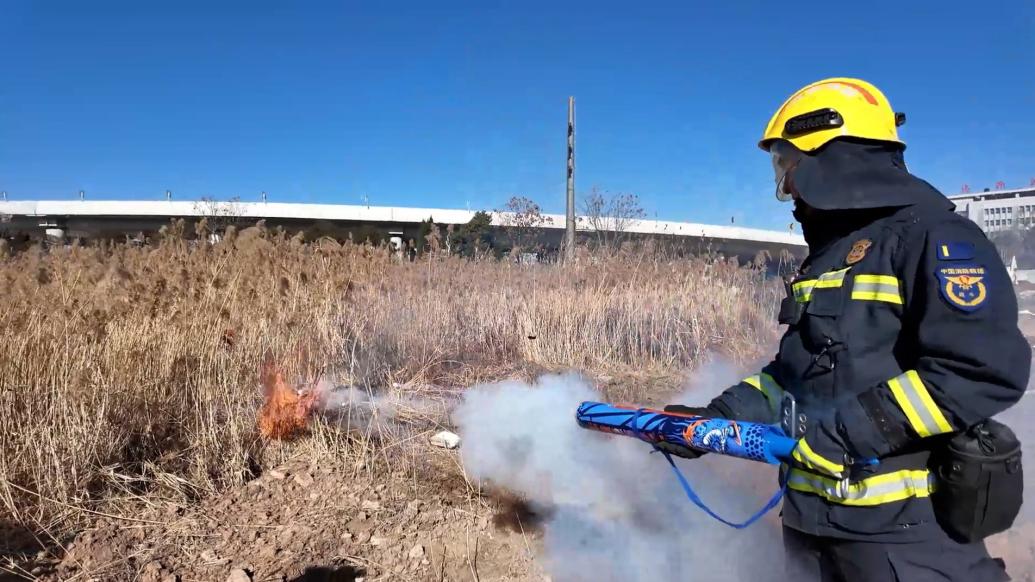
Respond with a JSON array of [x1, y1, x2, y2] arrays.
[[0, 199, 806, 263]]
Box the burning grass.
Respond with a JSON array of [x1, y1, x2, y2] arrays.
[[0, 225, 783, 561], [257, 360, 321, 441]]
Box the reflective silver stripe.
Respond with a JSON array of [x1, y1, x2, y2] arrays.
[[887, 370, 953, 437], [786, 468, 934, 506], [851, 274, 902, 304], [815, 267, 850, 288]]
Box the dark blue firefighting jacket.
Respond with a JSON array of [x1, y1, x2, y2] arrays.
[[708, 199, 1030, 542]]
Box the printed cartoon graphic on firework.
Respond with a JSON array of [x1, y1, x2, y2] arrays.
[[686, 417, 743, 454]]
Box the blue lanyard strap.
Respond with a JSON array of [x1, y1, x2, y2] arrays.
[[657, 448, 787, 529], [631, 407, 786, 529]]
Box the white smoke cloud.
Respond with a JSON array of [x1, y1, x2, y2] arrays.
[[316, 380, 451, 433], [453, 356, 1035, 580], [453, 370, 786, 582]]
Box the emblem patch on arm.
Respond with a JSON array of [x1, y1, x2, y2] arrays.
[[846, 239, 872, 265], [935, 265, 988, 312]]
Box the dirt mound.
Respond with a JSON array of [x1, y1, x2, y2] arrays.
[[42, 455, 543, 581]]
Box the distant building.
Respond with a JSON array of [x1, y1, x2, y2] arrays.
[[949, 186, 1035, 234], [0, 199, 807, 266]]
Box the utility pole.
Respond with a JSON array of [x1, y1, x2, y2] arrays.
[[565, 96, 576, 263]]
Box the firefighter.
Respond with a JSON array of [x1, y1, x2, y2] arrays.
[[660, 78, 1030, 581]]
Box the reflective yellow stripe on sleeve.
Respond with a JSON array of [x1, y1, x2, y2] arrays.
[[887, 370, 954, 437], [792, 280, 814, 303], [851, 274, 903, 304], [786, 468, 934, 506], [792, 267, 850, 303], [742, 373, 784, 415], [791, 439, 845, 478]]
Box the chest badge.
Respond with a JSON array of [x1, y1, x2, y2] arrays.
[[846, 239, 872, 265], [936, 265, 988, 312]]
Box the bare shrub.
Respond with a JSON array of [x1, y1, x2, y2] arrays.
[[496, 196, 554, 255], [580, 187, 647, 253]]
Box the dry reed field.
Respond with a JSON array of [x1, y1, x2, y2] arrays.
[[0, 222, 785, 579]]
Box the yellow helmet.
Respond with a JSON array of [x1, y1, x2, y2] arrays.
[[759, 78, 906, 152]]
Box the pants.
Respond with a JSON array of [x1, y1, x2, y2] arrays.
[[783, 527, 1011, 582]]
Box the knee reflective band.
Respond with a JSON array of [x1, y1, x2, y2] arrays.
[[887, 370, 953, 438], [793, 267, 851, 303], [743, 373, 784, 415], [787, 468, 934, 506], [851, 274, 903, 304]]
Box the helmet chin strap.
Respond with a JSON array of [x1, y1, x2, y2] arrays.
[[792, 199, 811, 225]]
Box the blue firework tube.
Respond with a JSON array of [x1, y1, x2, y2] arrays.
[[576, 401, 797, 465]]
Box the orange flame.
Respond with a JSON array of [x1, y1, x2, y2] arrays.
[[258, 360, 320, 440]]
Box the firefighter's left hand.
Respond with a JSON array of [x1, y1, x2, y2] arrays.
[[654, 405, 722, 460]]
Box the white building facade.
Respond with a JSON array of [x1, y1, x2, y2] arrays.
[[949, 187, 1035, 234]]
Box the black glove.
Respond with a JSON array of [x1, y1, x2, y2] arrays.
[[653, 405, 724, 460]]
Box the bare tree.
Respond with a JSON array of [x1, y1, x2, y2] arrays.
[[496, 196, 553, 253], [193, 196, 245, 241], [990, 228, 1023, 266], [991, 221, 1035, 269], [580, 187, 646, 251]]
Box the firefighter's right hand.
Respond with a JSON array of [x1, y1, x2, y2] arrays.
[[653, 405, 719, 460]]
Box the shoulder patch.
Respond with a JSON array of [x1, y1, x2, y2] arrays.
[[846, 239, 872, 265], [936, 265, 988, 312], [937, 241, 975, 261]]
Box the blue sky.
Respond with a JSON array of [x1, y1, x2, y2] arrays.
[[2, 1, 1033, 230]]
